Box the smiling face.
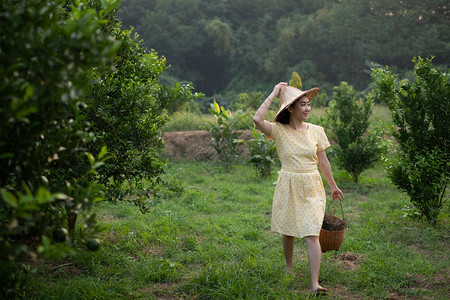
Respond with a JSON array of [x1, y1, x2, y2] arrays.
[[288, 95, 311, 122]]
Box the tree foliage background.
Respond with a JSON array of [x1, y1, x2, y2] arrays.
[[117, 0, 449, 105]]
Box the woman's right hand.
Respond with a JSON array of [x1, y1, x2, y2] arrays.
[[273, 82, 287, 96], [331, 187, 344, 201]]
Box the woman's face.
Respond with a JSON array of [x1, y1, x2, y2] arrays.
[[288, 95, 311, 121]]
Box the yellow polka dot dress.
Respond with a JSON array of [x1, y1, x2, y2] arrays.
[[269, 122, 331, 238]]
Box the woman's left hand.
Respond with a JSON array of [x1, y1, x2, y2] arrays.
[[331, 187, 344, 201]]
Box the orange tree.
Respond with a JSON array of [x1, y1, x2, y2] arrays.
[[372, 57, 449, 224], [84, 24, 199, 214], [0, 0, 198, 297], [0, 0, 120, 296], [324, 82, 385, 183]]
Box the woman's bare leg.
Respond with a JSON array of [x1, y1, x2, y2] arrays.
[[305, 236, 326, 291], [282, 235, 295, 273]]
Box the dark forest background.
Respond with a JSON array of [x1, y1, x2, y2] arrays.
[[117, 0, 449, 106]]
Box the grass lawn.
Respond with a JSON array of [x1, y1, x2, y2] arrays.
[[25, 160, 449, 299]]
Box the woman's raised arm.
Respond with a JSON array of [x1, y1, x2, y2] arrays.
[[253, 82, 287, 136]]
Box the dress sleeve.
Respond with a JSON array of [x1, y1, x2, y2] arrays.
[[268, 122, 280, 142], [317, 126, 331, 152]]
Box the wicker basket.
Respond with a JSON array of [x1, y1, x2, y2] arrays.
[[319, 226, 346, 252], [319, 200, 346, 252]]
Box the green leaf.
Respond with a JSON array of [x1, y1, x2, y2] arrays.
[[37, 186, 52, 204], [101, 0, 108, 10], [0, 153, 14, 159], [86, 152, 95, 165], [98, 145, 108, 159], [24, 84, 35, 101], [213, 100, 220, 114], [92, 162, 105, 169], [56, 194, 69, 201], [221, 107, 229, 119], [101, 0, 121, 14], [1, 190, 18, 208]]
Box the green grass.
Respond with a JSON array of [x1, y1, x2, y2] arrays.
[[23, 160, 449, 299], [161, 111, 215, 132], [370, 104, 391, 126]]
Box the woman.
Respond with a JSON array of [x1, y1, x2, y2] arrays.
[[253, 82, 343, 296]]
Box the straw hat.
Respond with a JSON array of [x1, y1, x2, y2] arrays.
[[274, 86, 319, 123]]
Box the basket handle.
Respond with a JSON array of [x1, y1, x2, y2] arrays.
[[325, 198, 345, 221]]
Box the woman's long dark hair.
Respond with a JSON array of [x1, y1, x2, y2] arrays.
[[277, 109, 290, 124]]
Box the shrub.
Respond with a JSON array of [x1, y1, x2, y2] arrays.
[[324, 82, 385, 183], [206, 100, 246, 171], [247, 129, 278, 177], [372, 57, 449, 224]]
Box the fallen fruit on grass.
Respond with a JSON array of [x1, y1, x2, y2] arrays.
[[53, 228, 68, 243], [86, 238, 101, 251]]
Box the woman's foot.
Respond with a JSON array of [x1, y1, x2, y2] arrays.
[[312, 285, 328, 296], [285, 265, 294, 276]]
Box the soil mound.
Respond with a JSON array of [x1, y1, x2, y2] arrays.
[[163, 130, 253, 161]]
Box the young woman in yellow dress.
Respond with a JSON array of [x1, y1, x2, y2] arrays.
[[253, 82, 344, 296]]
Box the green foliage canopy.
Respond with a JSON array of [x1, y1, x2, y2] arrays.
[[117, 0, 449, 101]]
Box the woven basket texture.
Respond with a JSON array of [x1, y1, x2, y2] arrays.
[[319, 227, 346, 252]]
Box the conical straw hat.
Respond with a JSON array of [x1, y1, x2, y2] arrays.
[[274, 86, 319, 122]]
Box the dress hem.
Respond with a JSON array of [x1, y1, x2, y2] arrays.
[[270, 229, 320, 239]]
